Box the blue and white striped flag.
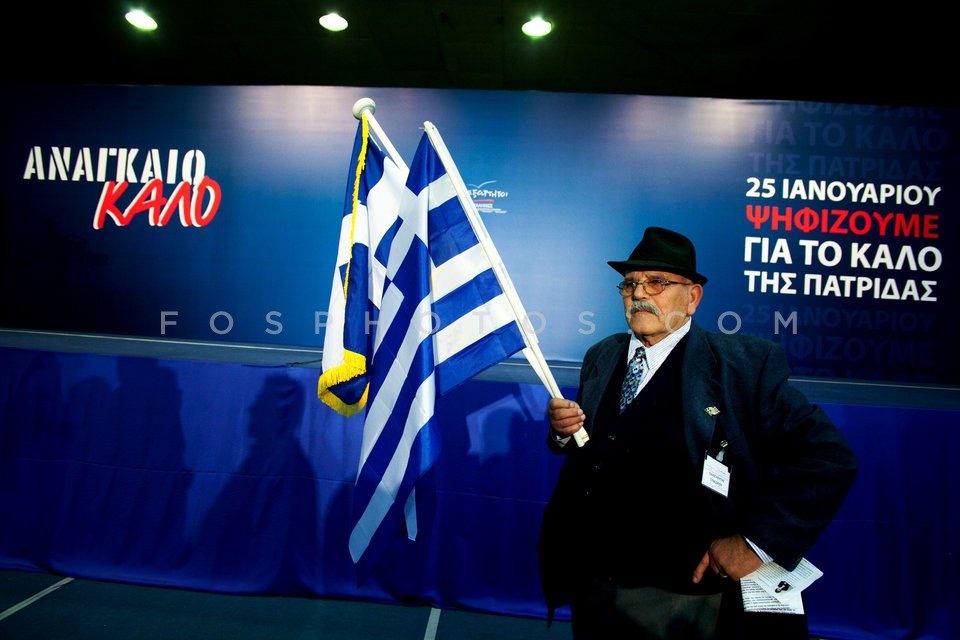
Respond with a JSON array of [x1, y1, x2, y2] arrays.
[[348, 129, 528, 571], [318, 115, 407, 416]]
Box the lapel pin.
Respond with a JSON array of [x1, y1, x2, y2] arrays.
[[705, 406, 720, 416]]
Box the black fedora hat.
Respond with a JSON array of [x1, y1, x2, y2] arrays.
[[607, 227, 708, 285]]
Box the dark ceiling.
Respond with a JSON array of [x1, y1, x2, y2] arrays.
[[5, 1, 955, 108]]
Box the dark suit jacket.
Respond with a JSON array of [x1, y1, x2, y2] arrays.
[[539, 321, 858, 621]]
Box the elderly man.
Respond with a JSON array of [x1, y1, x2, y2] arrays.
[[538, 227, 857, 639]]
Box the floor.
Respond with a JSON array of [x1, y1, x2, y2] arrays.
[[0, 570, 850, 640], [0, 570, 573, 640]]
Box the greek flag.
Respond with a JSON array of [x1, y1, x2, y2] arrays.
[[348, 128, 528, 571], [318, 115, 407, 416]]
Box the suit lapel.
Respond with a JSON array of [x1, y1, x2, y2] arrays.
[[682, 323, 723, 469], [582, 334, 627, 427]]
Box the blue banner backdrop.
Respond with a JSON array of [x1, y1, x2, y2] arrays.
[[2, 86, 957, 384]]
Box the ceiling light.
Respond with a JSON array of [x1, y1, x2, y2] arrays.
[[125, 9, 158, 31], [319, 13, 348, 32], [521, 17, 552, 37]]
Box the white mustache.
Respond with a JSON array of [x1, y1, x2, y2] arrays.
[[628, 300, 661, 317]]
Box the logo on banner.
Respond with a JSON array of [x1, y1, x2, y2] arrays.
[[468, 180, 509, 214], [22, 146, 222, 229]]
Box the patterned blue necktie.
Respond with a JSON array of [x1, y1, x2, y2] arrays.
[[619, 346, 648, 413]]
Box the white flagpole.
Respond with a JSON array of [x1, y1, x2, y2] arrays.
[[352, 98, 408, 171], [423, 121, 589, 447]]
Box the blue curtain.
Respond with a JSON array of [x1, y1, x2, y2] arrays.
[[1, 346, 957, 638]]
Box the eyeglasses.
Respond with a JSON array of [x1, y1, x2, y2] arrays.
[[616, 278, 691, 296]]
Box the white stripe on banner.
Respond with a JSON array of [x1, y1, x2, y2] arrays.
[[431, 243, 488, 299], [427, 172, 456, 210], [359, 294, 433, 472], [350, 371, 435, 560], [433, 293, 516, 364]]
